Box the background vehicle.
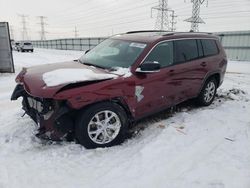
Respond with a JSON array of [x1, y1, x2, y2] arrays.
[[11, 31, 227, 149], [17, 41, 34, 52], [13, 42, 20, 51]]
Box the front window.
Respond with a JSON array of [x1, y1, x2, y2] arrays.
[[144, 41, 174, 68], [79, 39, 146, 69]]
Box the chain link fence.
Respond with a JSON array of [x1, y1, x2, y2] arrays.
[[31, 37, 107, 51]]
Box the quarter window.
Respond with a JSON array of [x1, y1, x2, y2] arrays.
[[201, 39, 219, 56], [144, 41, 173, 68], [174, 39, 199, 64]]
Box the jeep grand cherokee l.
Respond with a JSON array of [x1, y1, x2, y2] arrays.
[[11, 31, 227, 148]]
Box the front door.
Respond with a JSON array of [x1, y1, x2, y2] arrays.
[[133, 41, 177, 118]]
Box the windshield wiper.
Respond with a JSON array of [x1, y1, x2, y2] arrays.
[[83, 62, 107, 70]]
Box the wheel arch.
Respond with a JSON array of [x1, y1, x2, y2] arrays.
[[75, 97, 134, 123], [199, 71, 221, 94]]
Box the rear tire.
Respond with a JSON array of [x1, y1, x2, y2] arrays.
[[75, 102, 128, 149], [197, 78, 217, 106]]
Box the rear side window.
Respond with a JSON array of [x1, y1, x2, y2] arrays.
[[201, 39, 219, 56], [174, 39, 198, 64]]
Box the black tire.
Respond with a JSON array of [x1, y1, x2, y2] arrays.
[[31, 50, 34, 52], [197, 78, 217, 106], [75, 102, 128, 149]]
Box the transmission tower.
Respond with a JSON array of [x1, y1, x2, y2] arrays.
[[169, 10, 177, 31], [151, 0, 170, 30], [19, 14, 29, 40], [38, 16, 47, 40], [184, 0, 207, 32], [74, 26, 79, 38]]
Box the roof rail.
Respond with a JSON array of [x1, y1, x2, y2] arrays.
[[162, 31, 213, 36], [126, 30, 168, 34]]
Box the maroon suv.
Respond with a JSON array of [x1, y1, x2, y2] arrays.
[[11, 31, 227, 148]]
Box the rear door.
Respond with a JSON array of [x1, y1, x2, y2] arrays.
[[0, 22, 14, 73], [169, 39, 208, 102]]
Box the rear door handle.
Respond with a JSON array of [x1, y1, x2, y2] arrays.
[[200, 62, 207, 67]]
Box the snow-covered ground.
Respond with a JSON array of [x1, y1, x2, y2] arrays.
[[0, 48, 250, 188]]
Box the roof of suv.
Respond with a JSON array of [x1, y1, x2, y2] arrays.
[[112, 30, 219, 43]]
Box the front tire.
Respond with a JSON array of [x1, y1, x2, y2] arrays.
[[75, 102, 128, 149], [197, 78, 217, 106]]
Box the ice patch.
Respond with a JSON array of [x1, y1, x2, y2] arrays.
[[43, 68, 117, 87]]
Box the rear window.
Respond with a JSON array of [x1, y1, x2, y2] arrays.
[[174, 39, 198, 64], [201, 39, 219, 56], [24, 43, 32, 45]]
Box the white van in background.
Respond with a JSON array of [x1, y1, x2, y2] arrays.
[[17, 41, 34, 52]]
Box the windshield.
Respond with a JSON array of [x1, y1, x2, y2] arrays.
[[79, 39, 146, 68]]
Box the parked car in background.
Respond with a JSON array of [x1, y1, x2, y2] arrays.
[[13, 42, 20, 51], [17, 41, 34, 52], [11, 31, 227, 149]]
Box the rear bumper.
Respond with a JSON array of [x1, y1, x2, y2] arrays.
[[11, 84, 74, 141], [21, 47, 33, 50]]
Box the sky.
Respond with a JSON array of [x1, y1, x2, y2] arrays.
[[0, 0, 250, 40]]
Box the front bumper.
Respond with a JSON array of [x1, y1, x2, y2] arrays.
[[11, 84, 74, 141]]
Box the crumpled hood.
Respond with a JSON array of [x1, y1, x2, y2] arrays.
[[18, 61, 116, 98]]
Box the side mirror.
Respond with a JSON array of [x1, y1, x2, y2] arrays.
[[136, 61, 160, 73]]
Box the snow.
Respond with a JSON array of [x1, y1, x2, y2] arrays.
[[111, 67, 132, 77], [43, 68, 117, 87], [0, 48, 250, 188]]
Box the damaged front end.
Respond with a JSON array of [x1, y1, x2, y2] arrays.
[[11, 84, 75, 141]]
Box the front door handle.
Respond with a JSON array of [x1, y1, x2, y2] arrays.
[[200, 62, 207, 67]]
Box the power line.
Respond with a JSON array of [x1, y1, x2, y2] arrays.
[[184, 0, 208, 32], [38, 16, 47, 40], [52, 1, 158, 25]]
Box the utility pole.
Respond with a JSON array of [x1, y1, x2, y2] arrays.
[[151, 0, 170, 30], [184, 0, 207, 32], [38, 16, 47, 40], [10, 25, 15, 40], [169, 10, 177, 31], [19, 14, 29, 40], [74, 26, 78, 38]]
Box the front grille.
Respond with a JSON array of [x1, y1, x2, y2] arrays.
[[27, 97, 43, 113], [26, 96, 53, 115]]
